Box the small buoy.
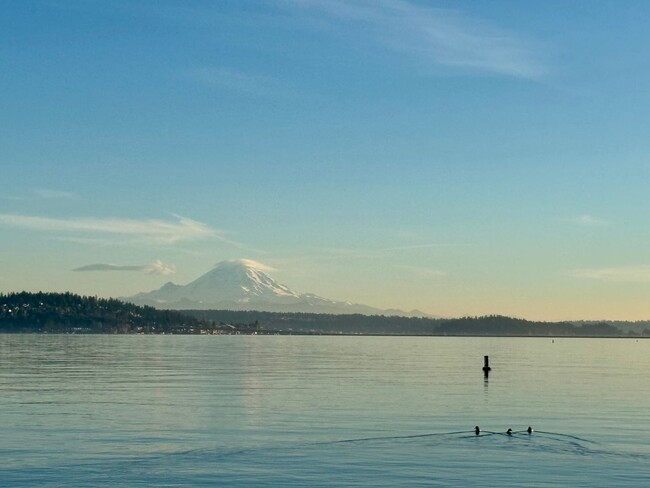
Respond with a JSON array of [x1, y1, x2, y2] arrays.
[[474, 426, 480, 435], [506, 428, 513, 436], [483, 356, 491, 376], [527, 426, 533, 434]]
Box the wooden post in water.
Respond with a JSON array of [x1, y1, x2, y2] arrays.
[[483, 355, 491, 377]]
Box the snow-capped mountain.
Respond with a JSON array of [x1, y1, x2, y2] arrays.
[[126, 259, 428, 316]]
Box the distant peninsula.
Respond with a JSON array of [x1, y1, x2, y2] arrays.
[[2, 292, 649, 337]]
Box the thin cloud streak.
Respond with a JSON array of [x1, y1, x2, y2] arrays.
[[269, 244, 457, 276], [55, 236, 120, 246], [74, 260, 176, 276], [568, 265, 650, 283], [213, 258, 276, 273], [187, 67, 297, 99], [573, 214, 610, 227], [314, 242, 471, 259], [380, 243, 473, 252], [1, 188, 79, 202], [393, 264, 447, 278], [0, 213, 219, 245], [283, 0, 545, 78], [33, 188, 79, 200], [72, 259, 176, 276]]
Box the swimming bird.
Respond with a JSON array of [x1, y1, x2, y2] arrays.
[[506, 428, 513, 436], [474, 426, 480, 435], [527, 426, 533, 434]]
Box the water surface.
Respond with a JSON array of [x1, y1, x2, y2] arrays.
[[1, 335, 649, 486]]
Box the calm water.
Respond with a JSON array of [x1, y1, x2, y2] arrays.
[[1, 335, 649, 487]]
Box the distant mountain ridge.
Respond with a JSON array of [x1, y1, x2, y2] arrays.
[[126, 259, 430, 317]]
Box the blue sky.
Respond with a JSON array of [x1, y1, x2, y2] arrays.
[[2, 0, 650, 320]]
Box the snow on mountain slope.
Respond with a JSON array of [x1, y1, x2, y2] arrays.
[[128, 259, 296, 305], [181, 259, 300, 303], [126, 259, 428, 316]]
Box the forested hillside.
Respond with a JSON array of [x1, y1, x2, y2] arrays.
[[187, 310, 646, 337], [0, 292, 211, 333]]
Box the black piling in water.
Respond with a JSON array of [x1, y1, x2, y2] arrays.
[[482, 355, 491, 378]]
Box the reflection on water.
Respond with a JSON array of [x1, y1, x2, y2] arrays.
[[1, 335, 649, 486]]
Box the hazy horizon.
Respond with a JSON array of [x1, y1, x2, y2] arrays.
[[3, 1, 650, 321]]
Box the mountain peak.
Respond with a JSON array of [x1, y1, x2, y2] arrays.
[[179, 258, 299, 303], [127, 258, 430, 317]]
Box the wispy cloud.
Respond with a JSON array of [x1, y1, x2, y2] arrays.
[[282, 0, 545, 78], [568, 265, 650, 283], [269, 243, 455, 278], [380, 243, 471, 252], [215, 258, 277, 273], [393, 264, 447, 278], [571, 214, 610, 227], [187, 67, 296, 98], [33, 188, 79, 200], [1, 188, 79, 202], [0, 213, 219, 245], [74, 260, 176, 276], [313, 242, 470, 259]]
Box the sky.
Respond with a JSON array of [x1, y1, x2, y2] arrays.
[[2, 0, 650, 321]]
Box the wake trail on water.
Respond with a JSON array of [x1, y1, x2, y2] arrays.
[[162, 429, 596, 458], [122, 430, 477, 465], [314, 430, 472, 446], [534, 430, 596, 443], [113, 428, 650, 471]]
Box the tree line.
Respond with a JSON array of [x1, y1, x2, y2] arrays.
[[2, 292, 648, 336], [187, 310, 648, 337], [0, 292, 212, 334]]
